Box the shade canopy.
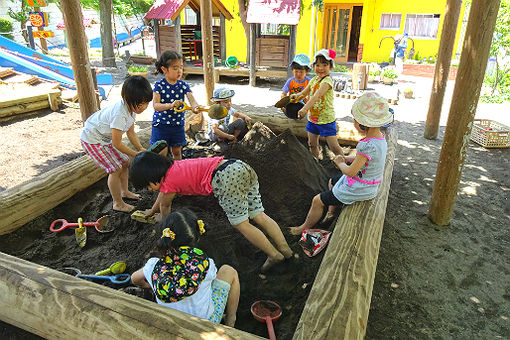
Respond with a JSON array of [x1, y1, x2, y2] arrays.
[[145, 0, 233, 21], [246, 0, 300, 25]]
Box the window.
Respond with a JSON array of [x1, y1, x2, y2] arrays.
[[260, 24, 290, 36], [380, 13, 401, 30], [404, 14, 441, 38]]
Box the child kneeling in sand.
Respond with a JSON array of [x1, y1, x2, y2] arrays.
[[290, 92, 392, 235], [80, 76, 152, 212], [131, 208, 240, 326], [129, 152, 293, 272], [208, 87, 252, 143]]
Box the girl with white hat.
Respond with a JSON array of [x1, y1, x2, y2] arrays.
[[290, 92, 392, 235], [289, 49, 344, 159]]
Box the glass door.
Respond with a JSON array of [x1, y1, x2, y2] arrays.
[[323, 4, 354, 63]]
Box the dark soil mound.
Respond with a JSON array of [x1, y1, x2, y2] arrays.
[[0, 126, 335, 339]]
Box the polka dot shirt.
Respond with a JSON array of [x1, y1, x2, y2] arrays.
[[153, 78, 192, 126]]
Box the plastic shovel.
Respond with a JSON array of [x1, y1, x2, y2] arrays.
[[251, 300, 282, 340], [64, 267, 131, 286], [50, 215, 113, 233], [95, 261, 127, 276], [174, 102, 210, 113], [274, 94, 304, 108]]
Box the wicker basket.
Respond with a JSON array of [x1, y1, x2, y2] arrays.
[[470, 119, 510, 148]]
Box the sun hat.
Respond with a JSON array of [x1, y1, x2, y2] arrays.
[[210, 87, 235, 102], [312, 49, 336, 67], [290, 53, 311, 69], [351, 92, 394, 127]]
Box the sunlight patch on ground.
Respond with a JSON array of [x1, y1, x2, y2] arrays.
[[459, 181, 480, 195], [418, 145, 432, 152], [478, 175, 497, 183], [465, 164, 488, 173], [412, 200, 426, 205], [397, 140, 417, 149], [423, 177, 434, 182]]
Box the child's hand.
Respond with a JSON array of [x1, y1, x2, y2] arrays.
[[297, 108, 307, 119], [172, 100, 183, 109], [143, 209, 154, 217], [192, 106, 200, 114], [244, 116, 252, 125], [334, 154, 346, 163], [289, 94, 298, 101]]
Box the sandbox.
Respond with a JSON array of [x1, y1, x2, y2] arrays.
[[0, 118, 396, 339]]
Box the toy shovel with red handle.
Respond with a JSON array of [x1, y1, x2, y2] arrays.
[[251, 300, 282, 340], [49, 216, 113, 233]]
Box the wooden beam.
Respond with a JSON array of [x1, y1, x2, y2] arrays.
[[244, 112, 363, 146], [293, 125, 397, 340], [428, 0, 501, 225], [287, 25, 297, 79], [154, 20, 161, 58], [200, 0, 215, 104], [61, 0, 99, 121], [0, 252, 263, 340], [0, 128, 151, 235], [175, 15, 182, 55], [424, 0, 462, 139], [249, 24, 256, 87], [220, 14, 226, 61]]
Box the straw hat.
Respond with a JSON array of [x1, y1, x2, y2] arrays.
[[210, 87, 235, 102], [351, 92, 393, 127]]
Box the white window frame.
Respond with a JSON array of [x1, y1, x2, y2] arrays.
[[379, 13, 402, 30], [404, 13, 441, 39]]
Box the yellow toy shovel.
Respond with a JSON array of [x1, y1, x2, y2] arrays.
[[131, 210, 156, 224], [95, 261, 127, 276], [75, 217, 87, 248]]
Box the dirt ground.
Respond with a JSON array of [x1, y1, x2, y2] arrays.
[[0, 56, 509, 339]]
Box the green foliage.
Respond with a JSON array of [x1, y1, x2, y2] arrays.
[[369, 69, 381, 76], [412, 50, 421, 60], [128, 65, 148, 72], [80, 0, 152, 16], [7, 1, 28, 24], [404, 88, 413, 93], [277, 25, 290, 35], [382, 67, 398, 79], [334, 65, 351, 73], [0, 17, 14, 40]]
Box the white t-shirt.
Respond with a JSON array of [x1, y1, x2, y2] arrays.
[[142, 256, 217, 319], [208, 107, 236, 141], [80, 100, 136, 145]]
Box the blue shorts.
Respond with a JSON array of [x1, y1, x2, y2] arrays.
[[150, 124, 187, 147], [306, 121, 337, 137]]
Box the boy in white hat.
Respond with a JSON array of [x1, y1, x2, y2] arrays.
[[207, 87, 252, 144], [290, 49, 343, 159], [290, 92, 392, 235]]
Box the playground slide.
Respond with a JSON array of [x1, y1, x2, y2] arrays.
[[0, 35, 112, 98]]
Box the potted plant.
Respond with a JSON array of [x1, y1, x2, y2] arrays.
[[128, 65, 149, 78], [403, 88, 414, 99], [382, 67, 398, 85], [130, 52, 153, 65], [368, 69, 381, 82]]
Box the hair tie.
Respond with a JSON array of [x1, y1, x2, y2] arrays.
[[197, 220, 206, 235], [161, 228, 175, 240]]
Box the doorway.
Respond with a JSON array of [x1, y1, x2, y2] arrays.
[[323, 4, 363, 63]]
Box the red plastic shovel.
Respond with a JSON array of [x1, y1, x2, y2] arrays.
[[49, 216, 113, 233], [251, 300, 282, 340]]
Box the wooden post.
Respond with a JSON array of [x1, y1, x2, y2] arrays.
[[154, 20, 161, 58], [0, 128, 151, 235], [293, 126, 397, 340], [424, 0, 462, 139], [428, 0, 501, 226], [287, 25, 297, 79], [0, 252, 263, 340], [27, 25, 35, 50], [249, 24, 256, 87], [199, 0, 215, 104], [99, 0, 116, 67], [175, 15, 182, 56], [33, 7, 48, 54], [60, 0, 99, 121], [220, 14, 226, 62]]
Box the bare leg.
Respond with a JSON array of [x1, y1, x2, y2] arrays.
[[234, 220, 284, 272], [120, 162, 139, 200], [308, 132, 320, 159], [253, 212, 293, 259], [171, 146, 182, 160], [289, 194, 324, 235], [325, 135, 344, 156], [216, 265, 240, 327], [108, 169, 134, 212]]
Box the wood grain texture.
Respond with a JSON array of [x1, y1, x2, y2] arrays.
[[293, 125, 397, 340], [0, 252, 263, 340], [244, 112, 363, 146], [0, 128, 152, 235]]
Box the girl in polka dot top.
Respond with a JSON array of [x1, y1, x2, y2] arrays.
[[151, 50, 200, 160]]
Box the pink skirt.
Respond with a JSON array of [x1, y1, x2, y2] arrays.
[[81, 140, 129, 174]]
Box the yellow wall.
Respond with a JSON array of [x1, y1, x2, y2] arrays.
[[220, 0, 466, 63]]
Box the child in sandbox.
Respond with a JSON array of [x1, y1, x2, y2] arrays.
[[290, 92, 392, 235], [207, 87, 252, 143], [129, 152, 294, 272], [290, 49, 343, 159], [281, 53, 311, 101], [131, 208, 240, 327], [80, 76, 153, 212]]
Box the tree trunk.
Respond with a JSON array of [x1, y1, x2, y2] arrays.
[[99, 0, 116, 67], [60, 0, 99, 121], [200, 0, 215, 104]]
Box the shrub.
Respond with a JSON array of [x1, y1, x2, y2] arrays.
[[0, 17, 14, 40], [382, 67, 398, 79], [128, 65, 149, 72]]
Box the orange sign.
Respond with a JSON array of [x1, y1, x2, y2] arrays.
[[32, 30, 54, 39], [25, 0, 47, 6], [29, 12, 49, 28]]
